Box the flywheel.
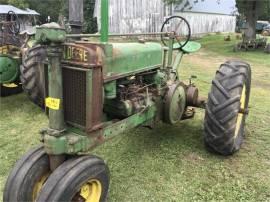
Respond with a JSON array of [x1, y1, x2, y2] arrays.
[[164, 83, 186, 124]]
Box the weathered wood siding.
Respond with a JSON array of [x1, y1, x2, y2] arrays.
[[178, 12, 236, 35], [95, 0, 236, 35], [95, 0, 168, 34]]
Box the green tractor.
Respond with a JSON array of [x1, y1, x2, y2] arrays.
[[0, 11, 23, 96], [0, 10, 46, 105], [4, 0, 251, 201]]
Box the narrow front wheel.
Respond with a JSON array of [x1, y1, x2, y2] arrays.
[[3, 146, 50, 202], [37, 155, 110, 202]]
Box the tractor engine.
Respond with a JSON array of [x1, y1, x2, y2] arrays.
[[103, 72, 165, 119]]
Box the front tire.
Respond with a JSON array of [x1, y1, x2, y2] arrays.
[[204, 61, 251, 155], [37, 155, 110, 202], [3, 146, 50, 202]]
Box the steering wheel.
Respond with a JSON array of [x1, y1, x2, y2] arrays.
[[161, 16, 191, 50], [7, 11, 20, 34]]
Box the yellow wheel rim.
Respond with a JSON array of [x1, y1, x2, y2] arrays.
[[2, 83, 18, 88], [234, 85, 246, 138], [32, 173, 50, 201], [79, 179, 102, 202]]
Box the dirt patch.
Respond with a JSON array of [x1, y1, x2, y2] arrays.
[[183, 152, 205, 164]]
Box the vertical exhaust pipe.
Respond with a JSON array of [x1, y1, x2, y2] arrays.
[[100, 0, 109, 42], [69, 0, 84, 34]]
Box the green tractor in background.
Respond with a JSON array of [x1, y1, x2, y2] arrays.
[[0, 11, 23, 96], [0, 10, 47, 107], [4, 0, 252, 201]]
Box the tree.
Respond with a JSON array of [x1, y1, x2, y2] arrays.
[[0, 0, 29, 9], [26, 0, 67, 23], [236, 0, 269, 41], [83, 0, 98, 33], [163, 0, 270, 41]]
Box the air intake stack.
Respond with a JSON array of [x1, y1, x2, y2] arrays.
[[69, 0, 84, 34]]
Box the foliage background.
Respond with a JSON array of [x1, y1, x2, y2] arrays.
[[0, 0, 98, 33]]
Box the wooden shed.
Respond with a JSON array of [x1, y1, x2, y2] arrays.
[[95, 0, 236, 36]]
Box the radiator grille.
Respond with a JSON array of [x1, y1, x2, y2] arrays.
[[63, 67, 86, 127]]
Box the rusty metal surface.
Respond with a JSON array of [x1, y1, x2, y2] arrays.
[[186, 85, 199, 106], [186, 85, 206, 109], [164, 82, 186, 124], [62, 43, 102, 67], [86, 66, 103, 132]]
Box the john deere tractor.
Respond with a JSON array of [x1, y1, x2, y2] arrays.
[[0, 10, 47, 104], [0, 11, 22, 96], [4, 0, 251, 201]]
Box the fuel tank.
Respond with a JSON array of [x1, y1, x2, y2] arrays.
[[106, 42, 163, 78]]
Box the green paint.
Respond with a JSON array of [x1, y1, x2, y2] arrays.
[[35, 26, 67, 131], [44, 133, 93, 155], [36, 25, 66, 44], [47, 46, 66, 131], [173, 41, 202, 53], [0, 56, 19, 84], [100, 0, 109, 42], [44, 104, 156, 155], [144, 70, 167, 86], [104, 80, 117, 99], [104, 104, 157, 138], [104, 42, 163, 78]]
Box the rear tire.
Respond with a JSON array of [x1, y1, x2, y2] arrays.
[[20, 45, 47, 108], [204, 60, 251, 155], [37, 155, 110, 202], [3, 146, 50, 202]]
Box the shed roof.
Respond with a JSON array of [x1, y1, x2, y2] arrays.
[[0, 5, 39, 15]]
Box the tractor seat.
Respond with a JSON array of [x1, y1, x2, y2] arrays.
[[173, 41, 201, 53]]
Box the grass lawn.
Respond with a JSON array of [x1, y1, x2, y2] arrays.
[[1, 34, 270, 201]]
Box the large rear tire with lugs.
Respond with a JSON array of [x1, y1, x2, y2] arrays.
[[20, 45, 47, 108], [204, 60, 251, 155]]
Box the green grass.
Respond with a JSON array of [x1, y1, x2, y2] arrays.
[[1, 34, 270, 201]]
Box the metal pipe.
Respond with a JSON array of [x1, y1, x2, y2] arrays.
[[173, 51, 183, 79], [100, 0, 109, 42], [167, 38, 174, 67], [67, 32, 173, 38], [47, 46, 65, 131]]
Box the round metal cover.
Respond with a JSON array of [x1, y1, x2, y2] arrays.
[[164, 83, 186, 124]]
